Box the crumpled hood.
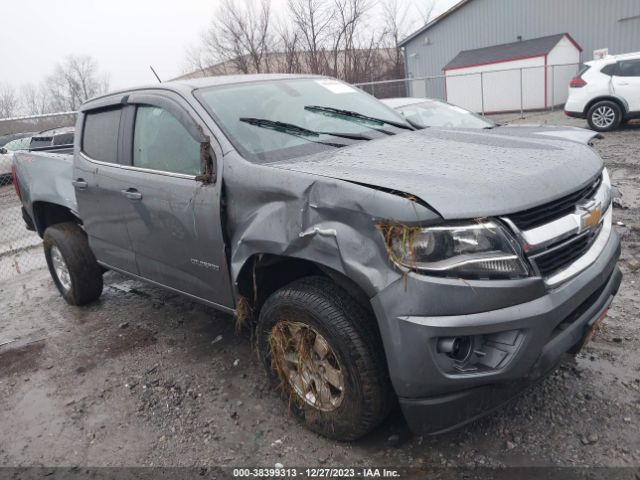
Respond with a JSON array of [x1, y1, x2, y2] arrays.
[[267, 127, 603, 219]]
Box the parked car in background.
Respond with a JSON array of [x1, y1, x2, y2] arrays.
[[383, 97, 603, 147], [13, 75, 620, 441], [0, 133, 34, 182], [0, 132, 35, 148], [382, 97, 495, 129], [565, 52, 640, 131], [28, 126, 75, 149]]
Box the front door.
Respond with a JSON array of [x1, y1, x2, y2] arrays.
[[613, 59, 640, 112], [119, 99, 233, 309]]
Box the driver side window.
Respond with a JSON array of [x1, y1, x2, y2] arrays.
[[133, 105, 201, 175]]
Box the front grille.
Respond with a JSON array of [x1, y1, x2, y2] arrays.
[[509, 175, 602, 230], [531, 227, 600, 278]]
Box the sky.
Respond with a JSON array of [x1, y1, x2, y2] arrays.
[[1, 0, 459, 91]]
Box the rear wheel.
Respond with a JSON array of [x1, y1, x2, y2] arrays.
[[587, 101, 622, 132], [43, 222, 103, 305], [257, 276, 390, 440]]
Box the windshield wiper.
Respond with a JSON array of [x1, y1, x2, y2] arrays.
[[304, 105, 415, 132], [239, 118, 372, 145]]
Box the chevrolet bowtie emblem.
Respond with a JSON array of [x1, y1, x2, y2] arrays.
[[580, 205, 602, 230]]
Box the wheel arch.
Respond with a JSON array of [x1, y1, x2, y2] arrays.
[[32, 201, 80, 237], [584, 96, 629, 116], [235, 254, 373, 317]]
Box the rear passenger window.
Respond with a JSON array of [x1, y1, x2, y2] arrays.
[[83, 108, 121, 163], [53, 132, 74, 146], [133, 105, 200, 175], [617, 59, 640, 77]]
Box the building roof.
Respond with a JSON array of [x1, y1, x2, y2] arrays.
[[398, 0, 473, 47], [174, 48, 400, 82], [443, 33, 581, 71]]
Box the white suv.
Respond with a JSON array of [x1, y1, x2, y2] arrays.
[[565, 52, 640, 131]]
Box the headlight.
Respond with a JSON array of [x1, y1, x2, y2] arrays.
[[379, 221, 529, 278], [601, 167, 612, 209]]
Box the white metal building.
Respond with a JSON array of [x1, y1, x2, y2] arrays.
[[444, 33, 581, 112]]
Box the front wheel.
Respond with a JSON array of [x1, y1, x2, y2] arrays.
[[43, 222, 103, 305], [587, 101, 622, 132], [257, 276, 391, 441]]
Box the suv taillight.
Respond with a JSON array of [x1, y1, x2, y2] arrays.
[[570, 77, 587, 88], [11, 164, 21, 199]]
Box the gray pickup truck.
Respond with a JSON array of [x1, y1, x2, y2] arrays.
[[12, 74, 621, 441]]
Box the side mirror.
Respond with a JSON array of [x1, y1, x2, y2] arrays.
[[0, 147, 7, 155], [195, 125, 216, 184]]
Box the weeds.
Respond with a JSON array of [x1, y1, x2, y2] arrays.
[[235, 295, 253, 333], [267, 321, 325, 411]]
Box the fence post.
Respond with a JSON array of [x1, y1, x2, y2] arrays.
[[371, 82, 376, 98], [480, 72, 485, 116], [424, 77, 429, 98], [551, 65, 555, 111], [520, 68, 524, 119]]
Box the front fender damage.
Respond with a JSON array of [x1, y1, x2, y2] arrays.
[[223, 160, 441, 301]]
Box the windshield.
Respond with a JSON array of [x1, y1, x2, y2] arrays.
[[396, 100, 494, 129], [4, 137, 30, 151], [196, 78, 410, 162]]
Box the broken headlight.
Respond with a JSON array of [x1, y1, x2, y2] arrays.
[[382, 221, 529, 278]]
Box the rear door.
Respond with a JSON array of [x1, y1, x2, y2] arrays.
[[613, 59, 640, 111], [74, 106, 138, 273], [118, 92, 233, 309]]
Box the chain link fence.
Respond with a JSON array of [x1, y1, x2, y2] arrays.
[[0, 112, 77, 283], [355, 62, 581, 119]]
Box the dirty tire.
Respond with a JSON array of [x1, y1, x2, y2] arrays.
[[587, 100, 622, 132], [257, 276, 391, 441], [43, 222, 103, 306]]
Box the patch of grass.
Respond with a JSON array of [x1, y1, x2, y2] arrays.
[[375, 221, 422, 268], [235, 295, 253, 333], [267, 321, 321, 410]]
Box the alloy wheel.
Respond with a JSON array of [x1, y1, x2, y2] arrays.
[[592, 106, 616, 129], [270, 321, 345, 411]]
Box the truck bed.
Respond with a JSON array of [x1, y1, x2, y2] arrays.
[[13, 147, 78, 222]]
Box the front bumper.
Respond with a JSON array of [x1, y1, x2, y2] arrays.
[[371, 228, 621, 435]]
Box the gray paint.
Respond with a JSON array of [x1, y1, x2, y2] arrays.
[[402, 0, 640, 97]]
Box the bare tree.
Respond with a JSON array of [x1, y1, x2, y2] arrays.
[[288, 0, 334, 74], [380, 0, 412, 78], [276, 22, 303, 73], [45, 55, 109, 111], [21, 83, 52, 115], [0, 83, 20, 118], [332, 0, 374, 82], [195, 0, 273, 74], [419, 0, 437, 24], [183, 0, 426, 84]]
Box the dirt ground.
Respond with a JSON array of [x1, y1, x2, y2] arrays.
[[1, 111, 639, 470]]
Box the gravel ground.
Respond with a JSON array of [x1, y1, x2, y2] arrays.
[[1, 111, 639, 470]]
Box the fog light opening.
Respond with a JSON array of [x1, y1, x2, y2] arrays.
[[436, 336, 473, 362]]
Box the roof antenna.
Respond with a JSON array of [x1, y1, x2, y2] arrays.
[[150, 66, 162, 83]]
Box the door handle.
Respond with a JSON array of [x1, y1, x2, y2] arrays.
[[72, 179, 88, 190], [121, 188, 143, 200], [616, 82, 629, 86]]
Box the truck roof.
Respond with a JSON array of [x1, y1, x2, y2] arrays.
[[82, 74, 325, 110]]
